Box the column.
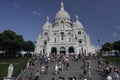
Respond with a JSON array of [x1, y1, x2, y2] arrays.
[[76, 46, 79, 55], [66, 46, 69, 57], [57, 46, 59, 55]]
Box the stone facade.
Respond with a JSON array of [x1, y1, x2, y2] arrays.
[[34, 2, 95, 56]]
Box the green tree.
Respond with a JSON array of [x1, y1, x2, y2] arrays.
[[0, 33, 4, 51], [113, 40, 120, 51], [1, 30, 24, 56], [102, 42, 113, 51], [23, 40, 35, 52]]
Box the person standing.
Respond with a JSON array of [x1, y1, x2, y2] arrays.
[[72, 76, 76, 80], [107, 74, 112, 80], [83, 76, 88, 80], [52, 77, 55, 80], [82, 60, 86, 69], [45, 64, 49, 74], [34, 70, 40, 80], [66, 62, 69, 70], [88, 69, 92, 80], [113, 68, 119, 80], [41, 64, 45, 74], [59, 76, 62, 80], [83, 69, 87, 77], [55, 64, 59, 75]]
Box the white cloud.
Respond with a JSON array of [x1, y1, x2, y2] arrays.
[[113, 33, 117, 37], [116, 26, 120, 29], [13, 3, 19, 8], [32, 10, 41, 16]]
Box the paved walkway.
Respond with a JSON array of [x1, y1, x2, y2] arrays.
[[16, 56, 119, 80]]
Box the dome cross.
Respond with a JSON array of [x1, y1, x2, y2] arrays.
[[76, 15, 79, 22], [46, 16, 49, 22], [61, 2, 64, 10]]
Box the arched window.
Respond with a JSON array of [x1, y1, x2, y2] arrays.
[[79, 40, 82, 44], [54, 38, 56, 43], [44, 40, 47, 47], [51, 47, 57, 55], [44, 32, 48, 36], [78, 31, 81, 35], [68, 46, 74, 53], [61, 32, 64, 40]]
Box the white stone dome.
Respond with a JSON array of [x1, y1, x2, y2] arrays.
[[55, 2, 70, 19], [55, 10, 70, 19], [43, 22, 49, 30], [75, 15, 83, 29], [76, 21, 83, 29], [43, 16, 50, 30]]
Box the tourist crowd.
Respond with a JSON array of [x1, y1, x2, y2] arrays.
[[18, 53, 119, 80]]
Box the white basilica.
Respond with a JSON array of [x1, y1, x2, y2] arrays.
[[34, 2, 95, 56]]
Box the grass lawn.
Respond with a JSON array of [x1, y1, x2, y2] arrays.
[[103, 56, 120, 66], [0, 57, 31, 80]]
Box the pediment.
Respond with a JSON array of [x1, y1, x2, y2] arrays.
[[52, 22, 73, 30]]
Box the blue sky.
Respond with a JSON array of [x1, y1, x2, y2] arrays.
[[0, 0, 120, 46]]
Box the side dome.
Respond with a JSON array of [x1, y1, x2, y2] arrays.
[[55, 2, 70, 20], [43, 16, 50, 30], [75, 15, 83, 29]]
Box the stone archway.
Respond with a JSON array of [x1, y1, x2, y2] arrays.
[[60, 47, 66, 55], [68, 46, 74, 55], [51, 47, 57, 55]]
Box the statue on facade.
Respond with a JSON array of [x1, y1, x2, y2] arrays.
[[7, 63, 14, 78]]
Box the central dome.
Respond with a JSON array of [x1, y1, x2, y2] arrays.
[[55, 2, 70, 19]]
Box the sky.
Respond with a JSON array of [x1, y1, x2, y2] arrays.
[[0, 0, 120, 46]]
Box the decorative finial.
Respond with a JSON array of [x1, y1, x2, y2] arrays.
[[76, 15, 79, 22], [46, 16, 49, 22], [61, 1, 64, 10]]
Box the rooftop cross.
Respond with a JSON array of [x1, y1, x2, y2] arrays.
[[61, 2, 64, 10]]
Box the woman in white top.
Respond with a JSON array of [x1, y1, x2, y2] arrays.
[[107, 74, 112, 80], [55, 64, 59, 75], [113, 68, 119, 80], [41, 65, 45, 74]]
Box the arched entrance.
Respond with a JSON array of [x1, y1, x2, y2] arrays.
[[68, 46, 74, 55], [51, 47, 57, 55], [60, 47, 66, 55]]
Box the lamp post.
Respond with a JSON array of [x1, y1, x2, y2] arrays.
[[97, 38, 100, 46], [97, 38, 101, 56]]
